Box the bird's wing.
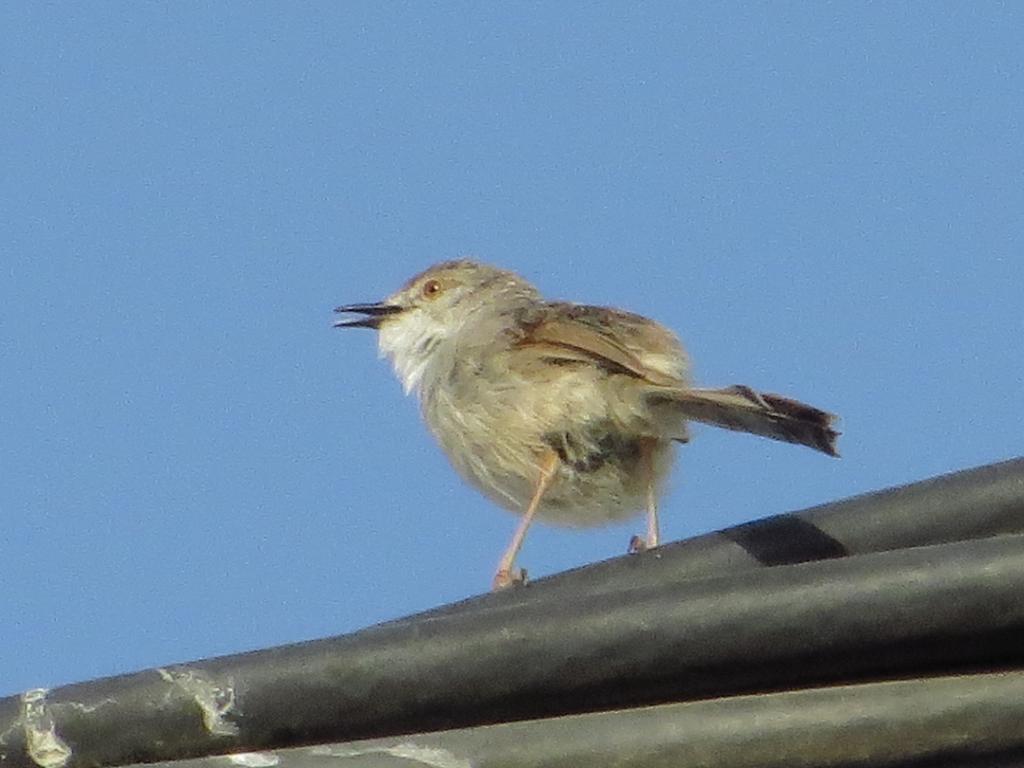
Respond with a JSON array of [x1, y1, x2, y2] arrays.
[[514, 303, 686, 388]]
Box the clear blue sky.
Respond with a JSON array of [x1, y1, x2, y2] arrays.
[[2, 3, 1021, 695]]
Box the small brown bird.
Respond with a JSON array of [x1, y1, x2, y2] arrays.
[[335, 260, 839, 589]]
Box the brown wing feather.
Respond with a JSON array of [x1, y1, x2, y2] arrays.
[[516, 303, 685, 387]]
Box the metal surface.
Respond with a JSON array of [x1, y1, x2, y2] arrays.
[[124, 672, 1024, 768], [1, 458, 1022, 768], [411, 456, 1024, 620]]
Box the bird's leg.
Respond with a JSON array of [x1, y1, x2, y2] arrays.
[[629, 438, 659, 553], [493, 450, 560, 591]]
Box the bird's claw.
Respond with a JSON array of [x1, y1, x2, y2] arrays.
[[492, 566, 528, 591], [628, 535, 648, 554]]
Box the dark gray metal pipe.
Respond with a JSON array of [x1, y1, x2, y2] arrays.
[[121, 672, 1024, 768], [1, 458, 1021, 768], [2, 534, 1022, 766], [412, 456, 1024, 620]]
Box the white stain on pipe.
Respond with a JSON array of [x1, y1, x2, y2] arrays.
[[20, 689, 72, 768], [157, 667, 240, 736], [313, 742, 473, 767]]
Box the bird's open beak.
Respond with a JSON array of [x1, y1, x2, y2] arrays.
[[333, 302, 404, 329]]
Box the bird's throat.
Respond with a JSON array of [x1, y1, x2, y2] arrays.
[[377, 316, 447, 397]]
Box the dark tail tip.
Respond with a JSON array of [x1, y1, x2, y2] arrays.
[[761, 393, 841, 458]]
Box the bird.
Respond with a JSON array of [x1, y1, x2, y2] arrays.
[[334, 259, 839, 590]]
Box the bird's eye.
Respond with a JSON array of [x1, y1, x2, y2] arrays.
[[422, 279, 443, 299]]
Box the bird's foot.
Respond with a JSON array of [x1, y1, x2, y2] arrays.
[[628, 535, 649, 554], [492, 566, 528, 591]]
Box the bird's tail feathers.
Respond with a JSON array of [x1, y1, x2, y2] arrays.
[[647, 384, 840, 457]]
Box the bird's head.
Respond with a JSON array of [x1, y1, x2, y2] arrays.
[[334, 259, 538, 395]]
